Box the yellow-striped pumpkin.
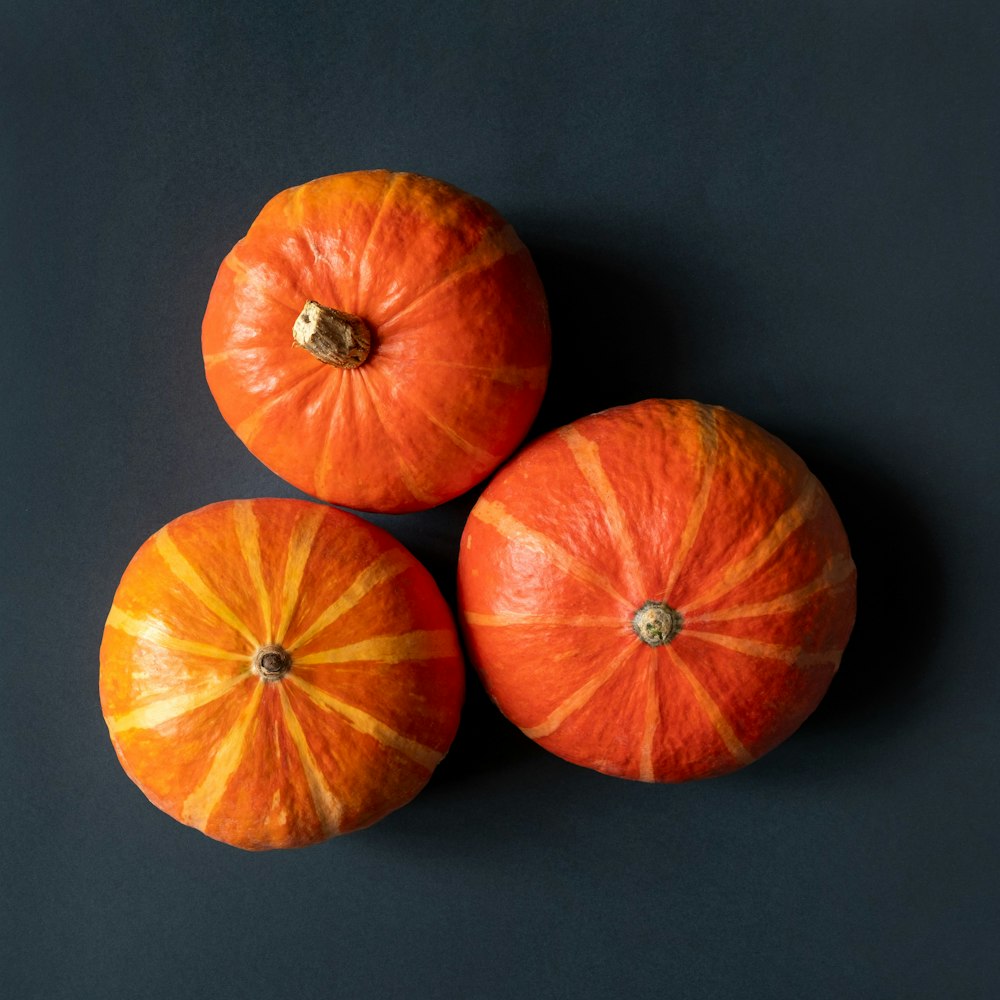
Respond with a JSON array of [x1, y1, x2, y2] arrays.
[[458, 399, 856, 781], [100, 499, 464, 849]]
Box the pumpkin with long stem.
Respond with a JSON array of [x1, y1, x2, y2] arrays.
[[202, 170, 550, 513]]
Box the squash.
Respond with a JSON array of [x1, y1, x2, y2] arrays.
[[457, 399, 856, 781], [100, 499, 464, 849], [202, 170, 550, 513]]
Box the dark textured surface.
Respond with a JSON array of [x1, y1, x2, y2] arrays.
[[3, 3, 998, 997]]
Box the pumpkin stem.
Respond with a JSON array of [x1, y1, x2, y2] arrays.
[[632, 601, 683, 646], [292, 300, 371, 368], [252, 644, 292, 682]]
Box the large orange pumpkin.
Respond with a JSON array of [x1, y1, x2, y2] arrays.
[[100, 499, 464, 849], [202, 170, 551, 513], [458, 399, 856, 781]]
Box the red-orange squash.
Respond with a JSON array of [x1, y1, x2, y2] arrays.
[[100, 499, 464, 849], [202, 170, 551, 513], [458, 399, 856, 781]]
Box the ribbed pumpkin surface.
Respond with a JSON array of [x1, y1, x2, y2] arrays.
[[458, 399, 856, 781], [100, 499, 464, 849], [202, 170, 550, 512]]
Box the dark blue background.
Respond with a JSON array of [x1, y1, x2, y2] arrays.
[[4, 2, 999, 997]]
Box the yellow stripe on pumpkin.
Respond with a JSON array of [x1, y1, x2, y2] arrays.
[[795, 649, 845, 670], [203, 349, 235, 368], [312, 375, 348, 500], [463, 611, 628, 629], [275, 505, 327, 645], [234, 364, 327, 448], [355, 171, 402, 308], [473, 500, 632, 610], [378, 228, 517, 332], [408, 360, 548, 390], [105, 606, 250, 661], [664, 645, 754, 765], [686, 631, 844, 671], [289, 677, 443, 771], [288, 548, 413, 651], [638, 650, 662, 782], [107, 674, 251, 734], [685, 476, 822, 613], [661, 405, 719, 602], [180, 681, 264, 830], [522, 642, 637, 740], [391, 379, 500, 466], [233, 501, 272, 643], [154, 530, 258, 649], [558, 425, 643, 593], [684, 553, 855, 624], [277, 684, 344, 837], [680, 629, 801, 665], [357, 373, 440, 506], [294, 629, 459, 666]]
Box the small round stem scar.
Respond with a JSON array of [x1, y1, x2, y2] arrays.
[[632, 601, 683, 646], [252, 644, 292, 681]]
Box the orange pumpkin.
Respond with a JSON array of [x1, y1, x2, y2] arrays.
[[457, 399, 856, 781], [202, 170, 551, 513], [100, 499, 464, 849]]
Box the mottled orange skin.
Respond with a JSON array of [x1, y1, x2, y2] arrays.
[[202, 170, 551, 513], [458, 399, 856, 781], [100, 499, 464, 850]]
